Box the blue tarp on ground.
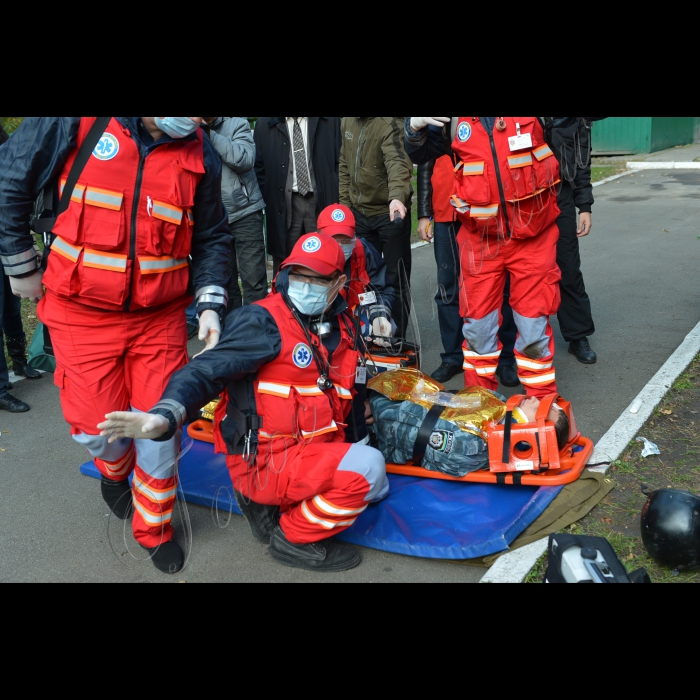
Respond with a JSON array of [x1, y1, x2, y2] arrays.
[[80, 433, 563, 561]]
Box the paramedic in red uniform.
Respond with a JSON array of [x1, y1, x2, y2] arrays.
[[0, 117, 231, 574], [317, 203, 395, 444], [405, 117, 562, 398], [98, 232, 390, 573]]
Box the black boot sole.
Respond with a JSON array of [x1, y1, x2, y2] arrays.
[[269, 547, 362, 573]]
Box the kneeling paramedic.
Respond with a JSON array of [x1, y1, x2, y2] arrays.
[[0, 117, 231, 574], [317, 203, 395, 444], [406, 116, 562, 398], [99, 233, 390, 573]]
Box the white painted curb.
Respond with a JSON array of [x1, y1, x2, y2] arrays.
[[479, 318, 700, 583], [627, 161, 700, 170]]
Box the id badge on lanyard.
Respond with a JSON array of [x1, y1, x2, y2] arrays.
[[508, 122, 533, 151]]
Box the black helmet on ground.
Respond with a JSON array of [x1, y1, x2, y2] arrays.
[[640, 488, 700, 571]]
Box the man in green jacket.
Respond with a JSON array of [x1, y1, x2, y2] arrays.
[[339, 117, 413, 337]]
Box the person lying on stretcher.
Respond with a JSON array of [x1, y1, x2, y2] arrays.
[[369, 375, 570, 478]]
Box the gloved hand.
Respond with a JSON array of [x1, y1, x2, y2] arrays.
[[410, 117, 450, 131], [195, 309, 221, 356], [371, 317, 392, 347], [98, 412, 170, 443], [10, 270, 44, 303]]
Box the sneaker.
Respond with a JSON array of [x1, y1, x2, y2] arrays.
[[269, 527, 361, 572], [0, 393, 29, 413], [430, 362, 463, 383]]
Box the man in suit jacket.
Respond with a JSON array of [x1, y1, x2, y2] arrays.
[[254, 117, 342, 272]]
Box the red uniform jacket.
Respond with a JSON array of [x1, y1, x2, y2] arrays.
[[44, 117, 205, 311], [451, 117, 560, 239]]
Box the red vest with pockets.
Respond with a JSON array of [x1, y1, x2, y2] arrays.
[[432, 154, 457, 223], [215, 292, 359, 461], [344, 239, 371, 309], [451, 117, 560, 239], [44, 117, 205, 311]]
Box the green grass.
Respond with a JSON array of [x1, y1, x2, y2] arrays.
[[591, 164, 628, 183]]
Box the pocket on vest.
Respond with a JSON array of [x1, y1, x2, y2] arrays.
[[81, 186, 126, 250]]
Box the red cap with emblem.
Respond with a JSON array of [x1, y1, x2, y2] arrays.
[[317, 204, 356, 238], [281, 232, 345, 277]]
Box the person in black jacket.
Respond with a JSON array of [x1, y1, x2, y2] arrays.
[[0, 124, 8, 145], [546, 117, 599, 364], [254, 117, 342, 272]]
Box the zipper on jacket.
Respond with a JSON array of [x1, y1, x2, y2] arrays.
[[353, 121, 366, 213], [123, 152, 146, 312], [485, 120, 511, 236]]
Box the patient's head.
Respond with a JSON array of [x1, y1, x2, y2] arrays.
[[519, 397, 570, 450]]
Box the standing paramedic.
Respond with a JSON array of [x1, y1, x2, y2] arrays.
[[98, 232, 390, 573], [0, 117, 231, 574], [406, 116, 562, 398]]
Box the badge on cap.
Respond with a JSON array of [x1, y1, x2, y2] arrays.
[[457, 122, 472, 143], [331, 209, 346, 223], [292, 343, 313, 369], [302, 236, 322, 253]]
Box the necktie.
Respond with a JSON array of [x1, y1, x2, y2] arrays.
[[292, 118, 311, 196]]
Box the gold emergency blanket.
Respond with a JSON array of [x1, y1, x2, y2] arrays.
[[200, 398, 221, 422], [368, 368, 507, 439]]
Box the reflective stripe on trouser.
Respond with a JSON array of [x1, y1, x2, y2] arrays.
[[227, 440, 389, 546], [513, 311, 557, 399], [462, 308, 501, 391]]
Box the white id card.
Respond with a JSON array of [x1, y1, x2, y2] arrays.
[[358, 291, 377, 306], [355, 366, 367, 385], [509, 133, 533, 151]]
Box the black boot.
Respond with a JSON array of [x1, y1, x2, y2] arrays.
[[6, 335, 42, 379], [100, 476, 134, 520], [430, 362, 463, 383], [496, 364, 521, 388], [234, 490, 279, 544], [142, 541, 185, 574], [0, 392, 29, 412], [568, 338, 597, 365], [269, 527, 361, 572]]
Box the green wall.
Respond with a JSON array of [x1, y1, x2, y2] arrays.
[[592, 117, 697, 155]]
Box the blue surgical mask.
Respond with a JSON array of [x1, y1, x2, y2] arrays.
[[288, 280, 330, 317], [339, 240, 356, 261], [154, 117, 200, 139]]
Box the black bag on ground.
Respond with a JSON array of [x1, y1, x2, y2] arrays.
[[545, 533, 651, 584]]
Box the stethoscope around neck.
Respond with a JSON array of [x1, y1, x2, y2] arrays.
[[282, 293, 335, 391]]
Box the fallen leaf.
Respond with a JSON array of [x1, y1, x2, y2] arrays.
[[627, 553, 635, 561], [661, 409, 673, 415], [601, 517, 613, 524], [1, 449, 5, 452], [663, 229, 670, 233]]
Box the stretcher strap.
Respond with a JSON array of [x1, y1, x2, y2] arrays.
[[502, 411, 513, 465], [412, 404, 447, 466]]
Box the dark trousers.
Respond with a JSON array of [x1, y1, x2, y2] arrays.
[[1, 273, 25, 393], [227, 210, 267, 312], [556, 182, 595, 342], [353, 208, 412, 338], [434, 221, 516, 368], [273, 192, 317, 273]]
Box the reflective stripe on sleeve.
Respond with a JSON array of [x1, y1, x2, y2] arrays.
[[52, 236, 82, 263], [195, 286, 228, 306], [151, 200, 184, 225], [83, 249, 127, 272], [470, 204, 499, 218], [334, 385, 353, 400], [138, 256, 189, 274], [508, 153, 533, 169], [84, 186, 123, 211], [462, 161, 485, 176], [533, 144, 554, 161]]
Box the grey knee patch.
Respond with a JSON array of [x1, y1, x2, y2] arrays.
[[463, 309, 500, 355], [134, 430, 181, 480], [514, 312, 549, 359], [338, 444, 389, 502], [73, 432, 132, 462]]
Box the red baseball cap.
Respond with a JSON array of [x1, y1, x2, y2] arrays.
[[281, 232, 345, 277], [317, 204, 356, 237]]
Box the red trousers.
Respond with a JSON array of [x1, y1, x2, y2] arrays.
[[226, 435, 389, 545], [457, 220, 561, 398], [38, 292, 189, 548]]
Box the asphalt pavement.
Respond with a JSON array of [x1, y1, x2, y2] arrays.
[[1, 169, 698, 583]]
